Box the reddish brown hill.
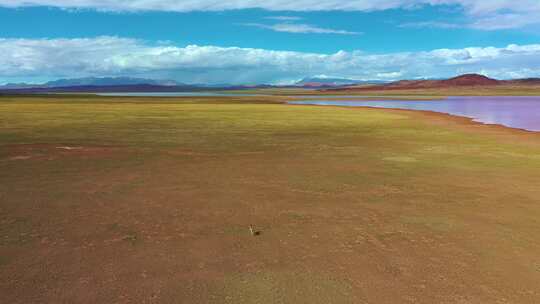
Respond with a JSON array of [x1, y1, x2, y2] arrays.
[[438, 74, 500, 86], [386, 74, 500, 89], [329, 74, 501, 91]]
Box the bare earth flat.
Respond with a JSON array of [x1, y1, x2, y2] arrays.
[[1, 96, 540, 303]]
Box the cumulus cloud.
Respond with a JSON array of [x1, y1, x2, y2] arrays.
[[264, 16, 303, 21], [1, 37, 540, 84], [399, 21, 460, 29], [2, 0, 540, 30], [241, 23, 361, 35]]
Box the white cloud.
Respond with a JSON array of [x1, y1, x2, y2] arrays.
[[376, 71, 403, 79], [0, 0, 419, 11], [1, 37, 540, 84], [265, 16, 303, 21], [468, 13, 540, 30], [399, 21, 460, 29], [241, 23, 361, 35], [1, 1, 539, 30]]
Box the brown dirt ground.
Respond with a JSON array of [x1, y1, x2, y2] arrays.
[[1, 106, 540, 303]]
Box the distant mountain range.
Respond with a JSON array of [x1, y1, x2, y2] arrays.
[[2, 74, 540, 93], [0, 77, 183, 90], [45, 77, 183, 87], [0, 76, 388, 92]]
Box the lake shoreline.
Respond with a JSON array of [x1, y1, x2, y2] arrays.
[[288, 97, 540, 133], [288, 102, 540, 139]]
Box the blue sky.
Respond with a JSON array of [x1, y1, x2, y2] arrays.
[[1, 1, 540, 84]]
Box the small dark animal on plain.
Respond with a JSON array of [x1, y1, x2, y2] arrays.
[[249, 224, 261, 236]]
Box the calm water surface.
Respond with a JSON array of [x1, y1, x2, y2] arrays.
[[290, 96, 540, 132]]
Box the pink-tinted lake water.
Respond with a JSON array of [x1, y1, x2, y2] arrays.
[[290, 96, 540, 132]]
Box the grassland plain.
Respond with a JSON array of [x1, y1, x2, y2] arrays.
[[1, 95, 540, 303]]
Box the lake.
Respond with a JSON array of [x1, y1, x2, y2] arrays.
[[289, 96, 540, 132]]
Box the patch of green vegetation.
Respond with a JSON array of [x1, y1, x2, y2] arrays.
[[382, 156, 418, 163], [215, 271, 355, 304], [221, 225, 248, 235], [106, 223, 140, 245], [401, 216, 458, 232], [0, 254, 10, 267], [122, 232, 139, 245], [284, 211, 309, 221], [0, 217, 36, 246]]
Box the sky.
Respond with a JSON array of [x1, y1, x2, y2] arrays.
[[1, 0, 540, 84]]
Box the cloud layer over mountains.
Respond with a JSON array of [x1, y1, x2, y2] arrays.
[[2, 37, 540, 84]]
